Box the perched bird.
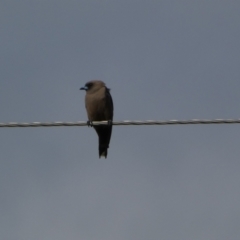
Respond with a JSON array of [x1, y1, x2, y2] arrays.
[[80, 80, 114, 158]]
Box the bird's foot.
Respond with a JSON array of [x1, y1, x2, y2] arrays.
[[107, 120, 113, 126], [87, 120, 93, 127]]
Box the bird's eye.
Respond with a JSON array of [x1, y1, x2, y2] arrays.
[[87, 83, 93, 88]]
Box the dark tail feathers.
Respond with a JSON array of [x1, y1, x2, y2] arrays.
[[99, 146, 108, 158]]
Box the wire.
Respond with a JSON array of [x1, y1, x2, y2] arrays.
[[0, 119, 240, 127]]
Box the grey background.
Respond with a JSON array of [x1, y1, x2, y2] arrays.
[[1, 1, 240, 239]]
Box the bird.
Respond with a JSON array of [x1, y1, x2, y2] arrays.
[[80, 80, 114, 158]]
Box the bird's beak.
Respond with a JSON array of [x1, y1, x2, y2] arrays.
[[80, 86, 88, 91]]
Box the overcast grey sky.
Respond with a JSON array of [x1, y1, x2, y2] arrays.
[[1, 1, 240, 240]]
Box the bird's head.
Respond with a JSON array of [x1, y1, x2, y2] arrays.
[[80, 80, 106, 93]]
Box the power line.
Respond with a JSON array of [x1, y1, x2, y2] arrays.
[[0, 119, 240, 128]]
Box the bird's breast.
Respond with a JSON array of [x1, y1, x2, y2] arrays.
[[85, 94, 107, 121]]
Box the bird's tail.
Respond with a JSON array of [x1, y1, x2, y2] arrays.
[[99, 146, 108, 159], [94, 125, 112, 159]]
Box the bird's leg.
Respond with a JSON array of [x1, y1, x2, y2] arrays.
[[87, 120, 93, 127]]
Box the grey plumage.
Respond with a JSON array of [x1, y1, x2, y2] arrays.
[[80, 80, 114, 158]]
